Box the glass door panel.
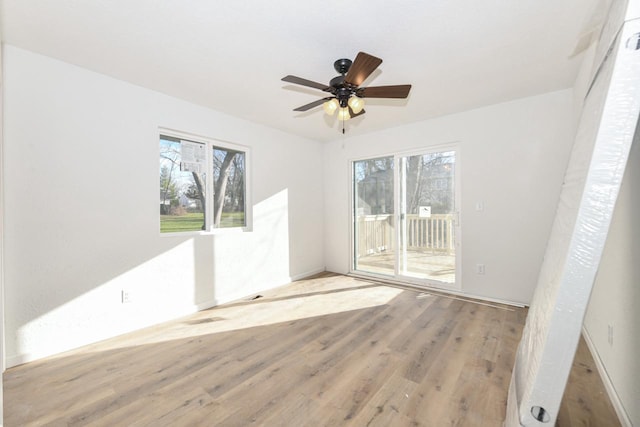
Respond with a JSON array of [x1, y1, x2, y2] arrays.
[[353, 157, 395, 276], [399, 151, 456, 283]]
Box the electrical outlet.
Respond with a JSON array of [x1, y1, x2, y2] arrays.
[[122, 290, 132, 304], [607, 324, 614, 346], [476, 264, 485, 275]]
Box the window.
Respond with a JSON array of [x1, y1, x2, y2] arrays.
[[159, 131, 249, 233]]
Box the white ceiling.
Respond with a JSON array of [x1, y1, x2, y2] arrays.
[[1, 0, 602, 142]]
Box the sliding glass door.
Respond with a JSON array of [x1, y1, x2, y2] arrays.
[[353, 148, 459, 287]]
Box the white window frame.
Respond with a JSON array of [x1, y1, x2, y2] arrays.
[[159, 128, 252, 235]]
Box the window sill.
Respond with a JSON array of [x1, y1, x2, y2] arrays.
[[160, 226, 252, 237]]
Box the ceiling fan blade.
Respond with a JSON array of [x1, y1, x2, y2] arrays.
[[282, 75, 331, 91], [293, 97, 333, 112], [344, 52, 382, 87], [358, 84, 412, 99]]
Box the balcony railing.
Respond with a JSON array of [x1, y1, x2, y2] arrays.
[[356, 214, 455, 257]]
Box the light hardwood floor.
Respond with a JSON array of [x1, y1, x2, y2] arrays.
[[4, 273, 620, 426]]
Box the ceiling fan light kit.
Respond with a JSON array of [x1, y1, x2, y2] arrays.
[[347, 96, 365, 114], [282, 52, 412, 132], [322, 98, 339, 115], [337, 107, 352, 121]]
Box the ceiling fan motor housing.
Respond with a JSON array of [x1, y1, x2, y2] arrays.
[[329, 75, 346, 88], [328, 74, 356, 107]]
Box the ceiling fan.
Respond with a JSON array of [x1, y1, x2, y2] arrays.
[[282, 52, 411, 130]]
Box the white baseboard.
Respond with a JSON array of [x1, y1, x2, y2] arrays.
[[7, 300, 218, 369], [6, 353, 31, 369], [581, 326, 633, 427], [346, 272, 526, 308], [290, 267, 326, 282], [195, 298, 218, 311], [213, 269, 327, 306]]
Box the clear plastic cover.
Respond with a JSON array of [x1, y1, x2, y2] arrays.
[[505, 10, 640, 427]]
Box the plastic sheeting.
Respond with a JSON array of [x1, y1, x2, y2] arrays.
[[504, 7, 640, 427]]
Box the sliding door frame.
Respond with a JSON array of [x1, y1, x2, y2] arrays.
[[349, 143, 462, 291]]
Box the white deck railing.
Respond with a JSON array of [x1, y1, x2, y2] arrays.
[[356, 214, 455, 257], [356, 215, 395, 256]]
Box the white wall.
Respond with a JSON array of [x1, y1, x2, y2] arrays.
[[584, 126, 640, 426], [2, 45, 325, 367], [323, 90, 576, 304], [0, 41, 5, 426]]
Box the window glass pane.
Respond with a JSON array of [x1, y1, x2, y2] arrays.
[[212, 147, 245, 228], [159, 136, 206, 232], [404, 151, 455, 215]]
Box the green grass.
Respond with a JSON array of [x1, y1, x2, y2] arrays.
[[219, 211, 245, 228], [161, 211, 245, 233], [161, 212, 205, 233]]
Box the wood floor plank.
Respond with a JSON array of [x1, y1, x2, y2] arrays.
[[556, 337, 622, 427], [402, 303, 491, 425], [2, 273, 621, 426], [347, 374, 418, 427]]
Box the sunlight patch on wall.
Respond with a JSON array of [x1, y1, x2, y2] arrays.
[[13, 239, 203, 365]]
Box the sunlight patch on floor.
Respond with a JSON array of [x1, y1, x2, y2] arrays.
[[79, 285, 403, 353]]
